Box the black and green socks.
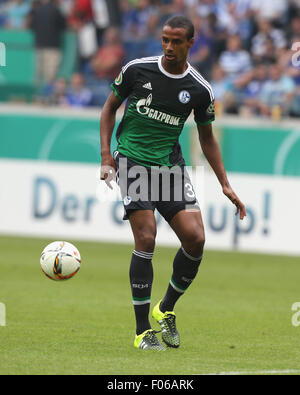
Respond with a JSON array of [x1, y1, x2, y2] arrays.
[[130, 250, 154, 335], [160, 246, 202, 313]]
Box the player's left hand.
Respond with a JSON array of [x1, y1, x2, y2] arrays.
[[222, 185, 247, 220]]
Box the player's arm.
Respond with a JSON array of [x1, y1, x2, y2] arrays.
[[197, 123, 247, 220], [100, 92, 123, 189]]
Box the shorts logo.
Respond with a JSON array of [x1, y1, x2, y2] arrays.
[[123, 196, 132, 206], [178, 90, 190, 104], [115, 72, 123, 86]]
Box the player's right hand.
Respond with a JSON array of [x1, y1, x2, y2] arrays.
[[100, 153, 116, 190]]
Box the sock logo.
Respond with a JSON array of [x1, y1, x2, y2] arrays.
[[181, 276, 194, 284], [132, 283, 149, 289]]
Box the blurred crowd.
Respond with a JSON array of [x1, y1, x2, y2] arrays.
[[0, 0, 300, 118]]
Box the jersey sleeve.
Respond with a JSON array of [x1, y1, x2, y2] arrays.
[[194, 90, 215, 126], [111, 62, 136, 102]]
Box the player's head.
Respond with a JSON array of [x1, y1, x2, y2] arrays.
[[162, 16, 194, 65]]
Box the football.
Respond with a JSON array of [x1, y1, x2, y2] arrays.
[[40, 241, 81, 281]]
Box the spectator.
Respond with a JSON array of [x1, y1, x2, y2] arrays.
[[188, 0, 218, 19], [258, 63, 296, 116], [123, 0, 159, 40], [68, 0, 93, 30], [288, 15, 300, 42], [222, 0, 254, 44], [88, 27, 124, 106], [116, 0, 160, 60], [92, 0, 121, 44], [188, 15, 213, 79], [90, 27, 124, 82], [120, 0, 139, 40], [219, 34, 252, 79], [210, 63, 234, 110], [250, 0, 288, 25], [251, 18, 287, 60], [42, 77, 69, 106], [285, 19, 300, 117], [68, 0, 98, 64], [253, 36, 277, 65], [0, 0, 10, 27], [241, 63, 268, 115], [162, 0, 189, 20], [58, 0, 73, 17], [29, 0, 66, 87], [6, 0, 31, 30], [65, 72, 92, 107], [286, 56, 300, 117], [286, 0, 300, 25]]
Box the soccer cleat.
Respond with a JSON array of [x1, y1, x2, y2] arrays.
[[152, 301, 180, 348], [134, 329, 166, 351]]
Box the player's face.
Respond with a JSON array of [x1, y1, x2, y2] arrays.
[[161, 25, 194, 66]]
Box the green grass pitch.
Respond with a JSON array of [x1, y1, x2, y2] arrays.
[[0, 235, 300, 375]]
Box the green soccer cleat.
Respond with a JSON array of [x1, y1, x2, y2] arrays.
[[134, 329, 166, 351], [152, 301, 180, 348]]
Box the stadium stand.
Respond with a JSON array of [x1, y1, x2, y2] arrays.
[[0, 0, 299, 117]]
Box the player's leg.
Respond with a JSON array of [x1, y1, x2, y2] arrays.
[[115, 152, 165, 349], [160, 209, 204, 312], [152, 209, 204, 347], [163, 209, 204, 308], [129, 210, 166, 350]]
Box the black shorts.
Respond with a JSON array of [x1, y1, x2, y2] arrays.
[[114, 151, 200, 223]]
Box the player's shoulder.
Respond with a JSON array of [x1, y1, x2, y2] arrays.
[[122, 56, 160, 73], [187, 65, 214, 102]]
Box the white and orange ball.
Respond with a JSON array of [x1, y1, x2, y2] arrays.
[[40, 241, 81, 281]]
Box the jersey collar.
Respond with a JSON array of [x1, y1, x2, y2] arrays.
[[158, 55, 191, 79]]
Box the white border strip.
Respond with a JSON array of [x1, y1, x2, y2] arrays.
[[133, 250, 154, 260], [200, 369, 300, 375], [132, 299, 151, 306]]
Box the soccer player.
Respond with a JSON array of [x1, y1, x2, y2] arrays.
[[100, 16, 246, 351]]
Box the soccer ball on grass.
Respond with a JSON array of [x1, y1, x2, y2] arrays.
[[40, 241, 81, 281]]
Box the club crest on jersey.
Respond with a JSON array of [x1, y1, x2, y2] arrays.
[[115, 72, 123, 86], [178, 90, 190, 104]]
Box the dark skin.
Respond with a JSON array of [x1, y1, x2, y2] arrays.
[[100, 25, 246, 256]]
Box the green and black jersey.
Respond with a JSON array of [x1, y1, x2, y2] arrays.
[[111, 55, 215, 168]]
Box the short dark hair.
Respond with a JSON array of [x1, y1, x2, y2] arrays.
[[163, 16, 194, 40]]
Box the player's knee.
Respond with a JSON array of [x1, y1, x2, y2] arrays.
[[182, 230, 205, 257], [195, 232, 205, 249], [135, 230, 156, 252]]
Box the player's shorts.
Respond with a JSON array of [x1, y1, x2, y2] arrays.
[[114, 151, 200, 222]]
